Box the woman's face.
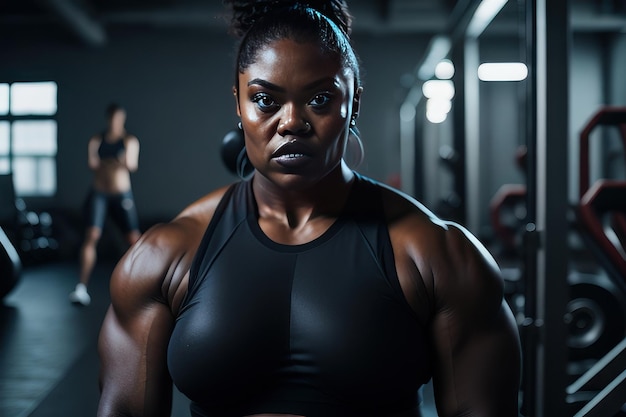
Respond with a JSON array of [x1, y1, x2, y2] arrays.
[[236, 38, 361, 190], [109, 109, 126, 132]]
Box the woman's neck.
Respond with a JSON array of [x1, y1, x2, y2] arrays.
[[252, 163, 355, 229], [107, 127, 125, 139]]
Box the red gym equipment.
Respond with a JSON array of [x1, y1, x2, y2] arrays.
[[567, 107, 626, 417]]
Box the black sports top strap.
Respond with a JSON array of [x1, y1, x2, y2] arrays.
[[184, 181, 244, 302]]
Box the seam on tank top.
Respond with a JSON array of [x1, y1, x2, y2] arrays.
[[350, 175, 427, 325], [287, 253, 299, 355], [185, 218, 245, 308], [350, 175, 399, 291], [355, 222, 423, 325], [182, 183, 240, 310], [354, 223, 387, 279]]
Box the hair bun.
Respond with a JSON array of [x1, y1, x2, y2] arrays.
[[224, 0, 352, 38]]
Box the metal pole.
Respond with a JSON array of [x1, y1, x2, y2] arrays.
[[464, 37, 480, 233], [400, 100, 417, 196], [520, 0, 538, 414], [451, 39, 467, 225], [533, 0, 570, 415]]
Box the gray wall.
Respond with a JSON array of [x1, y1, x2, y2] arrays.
[[610, 33, 626, 106], [569, 33, 604, 203], [0, 27, 428, 222], [608, 32, 626, 180]]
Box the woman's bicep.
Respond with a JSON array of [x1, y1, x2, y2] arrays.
[[98, 299, 174, 417], [430, 300, 520, 417], [430, 224, 521, 416], [88, 138, 101, 170], [125, 137, 139, 172], [97, 237, 176, 417]]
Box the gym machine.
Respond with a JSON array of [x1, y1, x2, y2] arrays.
[[490, 146, 528, 257], [566, 107, 626, 416], [490, 109, 626, 415], [0, 174, 61, 267]]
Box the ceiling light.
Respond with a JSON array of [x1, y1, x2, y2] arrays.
[[435, 59, 455, 80], [477, 62, 528, 81], [422, 80, 455, 100]]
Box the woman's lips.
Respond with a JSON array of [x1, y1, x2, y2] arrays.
[[272, 152, 313, 168], [271, 140, 313, 168]]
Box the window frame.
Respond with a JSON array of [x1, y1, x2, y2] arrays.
[[0, 81, 58, 197]]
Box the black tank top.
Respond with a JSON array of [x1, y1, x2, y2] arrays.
[[168, 174, 431, 417], [98, 132, 125, 160]]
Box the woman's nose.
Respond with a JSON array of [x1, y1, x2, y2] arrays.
[[277, 105, 312, 136]]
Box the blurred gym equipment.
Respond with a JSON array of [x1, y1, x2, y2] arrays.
[[0, 226, 21, 299], [0, 174, 60, 266], [489, 108, 626, 415], [220, 128, 254, 179], [490, 146, 528, 257], [436, 144, 463, 221], [566, 107, 626, 417]]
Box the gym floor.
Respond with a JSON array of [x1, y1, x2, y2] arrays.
[[0, 262, 438, 417], [0, 261, 192, 417]]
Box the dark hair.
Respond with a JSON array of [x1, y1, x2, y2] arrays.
[[105, 103, 125, 120], [224, 0, 361, 88]]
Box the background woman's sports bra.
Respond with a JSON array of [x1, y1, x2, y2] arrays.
[[168, 174, 431, 417], [98, 132, 126, 160]]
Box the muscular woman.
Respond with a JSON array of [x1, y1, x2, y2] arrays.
[[98, 2, 521, 416], [69, 103, 140, 306]]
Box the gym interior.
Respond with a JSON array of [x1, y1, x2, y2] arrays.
[[1, 1, 626, 416]]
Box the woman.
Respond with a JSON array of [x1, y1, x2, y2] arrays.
[[98, 2, 521, 416], [69, 104, 140, 306]]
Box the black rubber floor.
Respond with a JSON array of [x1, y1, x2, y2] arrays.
[[0, 261, 436, 417], [0, 261, 191, 417]]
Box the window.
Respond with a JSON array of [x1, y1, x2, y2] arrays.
[[0, 81, 58, 196]]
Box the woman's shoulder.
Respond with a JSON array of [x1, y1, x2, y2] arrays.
[[89, 134, 103, 144], [123, 134, 139, 144], [365, 178, 484, 249], [174, 184, 234, 224], [138, 184, 234, 267], [357, 176, 446, 232], [109, 184, 235, 314], [370, 179, 503, 309]]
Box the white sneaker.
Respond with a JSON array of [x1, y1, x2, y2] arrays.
[[69, 283, 91, 306]]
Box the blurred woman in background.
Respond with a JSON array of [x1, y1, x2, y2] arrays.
[[69, 103, 140, 306]]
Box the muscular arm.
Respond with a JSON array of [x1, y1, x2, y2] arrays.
[[384, 184, 520, 416], [97, 222, 196, 417], [429, 223, 521, 417], [88, 136, 101, 171], [124, 136, 140, 172], [98, 188, 229, 417]]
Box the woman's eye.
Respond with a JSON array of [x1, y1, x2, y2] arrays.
[[252, 93, 278, 111], [309, 94, 331, 108]]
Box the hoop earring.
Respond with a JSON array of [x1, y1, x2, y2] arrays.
[[236, 146, 253, 180], [346, 125, 364, 168], [235, 123, 253, 179]]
